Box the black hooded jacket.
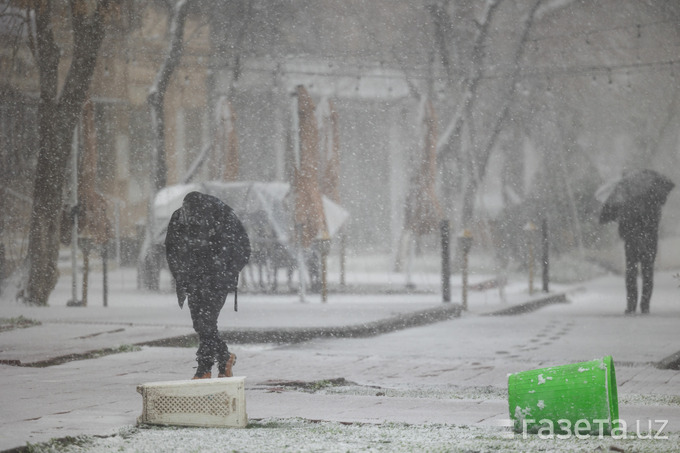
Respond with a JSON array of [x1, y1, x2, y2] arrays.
[[617, 201, 662, 259], [165, 192, 250, 307]]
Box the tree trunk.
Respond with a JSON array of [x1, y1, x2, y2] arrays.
[[24, 2, 110, 305], [26, 109, 66, 305], [138, 0, 192, 290]]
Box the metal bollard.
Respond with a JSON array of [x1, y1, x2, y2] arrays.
[[523, 221, 537, 295], [542, 218, 549, 293], [317, 234, 331, 303], [441, 220, 451, 303], [458, 229, 473, 311]]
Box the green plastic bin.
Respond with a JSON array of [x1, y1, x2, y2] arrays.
[[508, 356, 619, 435]]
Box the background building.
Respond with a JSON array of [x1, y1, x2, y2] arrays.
[[1, 0, 679, 277]]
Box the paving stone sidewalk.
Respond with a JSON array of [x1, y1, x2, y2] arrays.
[[2, 270, 680, 452]]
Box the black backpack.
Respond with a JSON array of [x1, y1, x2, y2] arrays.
[[215, 200, 250, 311]]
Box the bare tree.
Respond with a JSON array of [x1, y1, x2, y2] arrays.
[[462, 1, 543, 227], [431, 0, 543, 229], [138, 0, 194, 290], [18, 1, 118, 305]]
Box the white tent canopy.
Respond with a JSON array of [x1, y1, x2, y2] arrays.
[[153, 181, 349, 248]]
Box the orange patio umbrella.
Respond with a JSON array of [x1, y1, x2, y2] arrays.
[[294, 85, 328, 248], [214, 96, 239, 181], [79, 99, 111, 246], [319, 99, 341, 204]]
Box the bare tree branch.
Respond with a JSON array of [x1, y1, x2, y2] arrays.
[[434, 0, 502, 156], [461, 0, 544, 225], [139, 0, 193, 290]]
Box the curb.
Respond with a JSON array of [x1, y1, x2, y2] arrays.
[[657, 350, 680, 370], [481, 292, 568, 316], [140, 293, 570, 348], [139, 303, 462, 347]]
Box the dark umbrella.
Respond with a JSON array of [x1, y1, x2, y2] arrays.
[[597, 169, 674, 224]]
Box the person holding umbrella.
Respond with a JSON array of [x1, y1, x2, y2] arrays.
[[598, 169, 674, 315]]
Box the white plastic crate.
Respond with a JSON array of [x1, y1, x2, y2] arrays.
[[137, 377, 247, 428]]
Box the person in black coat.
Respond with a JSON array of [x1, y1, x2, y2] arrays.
[[618, 201, 662, 315], [165, 191, 250, 379]]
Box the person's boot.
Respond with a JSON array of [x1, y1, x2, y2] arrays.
[[192, 361, 212, 380], [640, 293, 651, 314], [218, 353, 236, 378]]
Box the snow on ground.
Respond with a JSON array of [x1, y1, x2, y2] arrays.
[[2, 252, 680, 452], [40, 418, 680, 453]]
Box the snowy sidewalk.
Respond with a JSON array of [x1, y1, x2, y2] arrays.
[[0, 268, 556, 365], [1, 269, 680, 451]]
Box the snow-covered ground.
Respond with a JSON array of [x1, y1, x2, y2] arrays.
[[1, 254, 680, 452]]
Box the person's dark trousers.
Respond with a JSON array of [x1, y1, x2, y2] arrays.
[[624, 241, 656, 314], [639, 253, 655, 314], [187, 284, 230, 375]]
